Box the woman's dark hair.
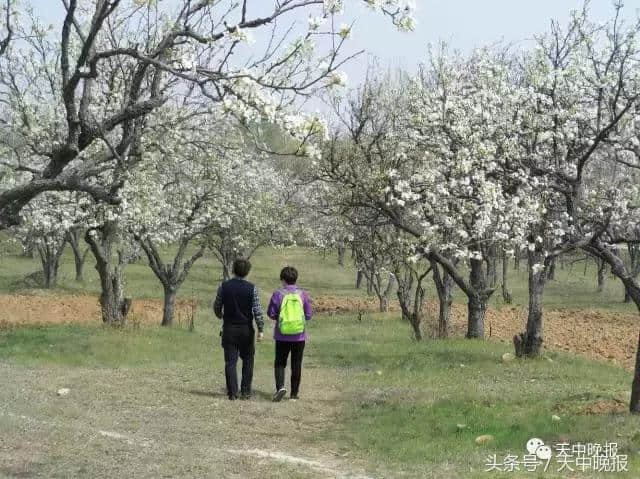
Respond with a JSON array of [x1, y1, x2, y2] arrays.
[[233, 259, 252, 278], [280, 266, 298, 285]]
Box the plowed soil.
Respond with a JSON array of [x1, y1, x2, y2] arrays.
[[478, 306, 639, 371], [0, 293, 196, 328], [315, 295, 640, 371], [1, 293, 638, 370], [313, 295, 391, 314], [553, 398, 629, 415]]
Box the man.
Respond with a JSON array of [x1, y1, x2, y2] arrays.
[[213, 259, 264, 400]]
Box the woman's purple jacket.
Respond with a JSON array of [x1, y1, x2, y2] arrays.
[[267, 285, 313, 342]]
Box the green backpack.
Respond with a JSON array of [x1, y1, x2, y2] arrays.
[[278, 292, 306, 335]]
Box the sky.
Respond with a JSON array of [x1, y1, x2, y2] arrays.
[[348, 0, 640, 72], [24, 0, 640, 99]]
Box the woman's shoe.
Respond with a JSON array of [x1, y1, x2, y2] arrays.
[[272, 388, 287, 402]]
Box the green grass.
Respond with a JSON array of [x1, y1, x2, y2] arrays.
[[310, 315, 640, 477], [0, 321, 211, 368], [1, 238, 640, 477], [0, 314, 638, 477]]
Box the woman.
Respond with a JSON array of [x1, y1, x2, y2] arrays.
[[267, 266, 313, 401]]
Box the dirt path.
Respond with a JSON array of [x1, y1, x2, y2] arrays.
[[0, 410, 372, 478], [0, 361, 373, 478]]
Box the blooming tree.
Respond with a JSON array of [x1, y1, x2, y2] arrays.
[[129, 110, 256, 326], [0, 0, 12, 57], [321, 54, 541, 338], [12, 193, 71, 288], [350, 222, 397, 313], [508, 3, 640, 365], [0, 0, 416, 229], [398, 49, 544, 338], [11, 188, 96, 287], [205, 158, 298, 281], [315, 165, 452, 339], [60, 192, 93, 282]]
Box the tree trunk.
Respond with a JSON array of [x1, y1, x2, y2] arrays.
[[467, 294, 486, 339], [396, 266, 428, 340], [40, 250, 59, 288], [395, 269, 413, 322], [514, 249, 547, 357], [624, 244, 640, 303], [438, 294, 452, 338], [431, 259, 454, 339], [137, 235, 206, 327], [222, 262, 231, 281], [467, 257, 488, 339], [43, 259, 58, 288], [337, 241, 346, 267], [501, 250, 513, 304], [582, 242, 640, 413], [378, 273, 395, 312], [547, 257, 556, 280], [214, 236, 238, 282], [162, 284, 177, 327], [73, 252, 86, 281], [22, 240, 35, 258], [395, 265, 428, 341], [356, 270, 364, 289], [486, 246, 498, 288], [410, 315, 423, 341], [96, 262, 130, 326], [632, 330, 640, 414], [67, 229, 89, 281], [514, 253, 521, 271], [410, 278, 426, 341], [597, 258, 607, 293], [85, 224, 131, 326], [438, 297, 451, 338], [36, 239, 66, 289]]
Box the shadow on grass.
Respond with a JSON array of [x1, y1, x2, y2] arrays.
[[185, 388, 274, 401], [187, 389, 226, 399]]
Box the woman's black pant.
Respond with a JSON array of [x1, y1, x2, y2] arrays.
[[274, 340, 305, 396]]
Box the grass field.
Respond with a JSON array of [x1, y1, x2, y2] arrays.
[[1, 240, 640, 478]]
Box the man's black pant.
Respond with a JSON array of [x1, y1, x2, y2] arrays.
[[274, 340, 305, 396], [222, 325, 255, 398]]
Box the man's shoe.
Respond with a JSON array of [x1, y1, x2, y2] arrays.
[[239, 393, 251, 400], [290, 394, 299, 401], [272, 388, 287, 402], [228, 395, 237, 401]]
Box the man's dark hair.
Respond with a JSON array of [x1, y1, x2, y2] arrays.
[[280, 266, 298, 285], [233, 259, 251, 278]]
